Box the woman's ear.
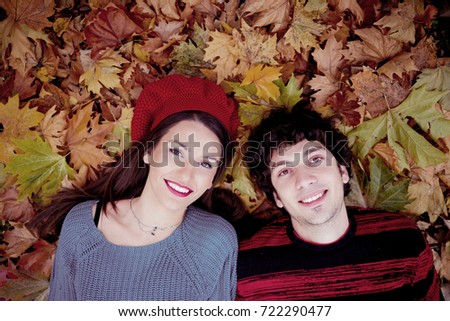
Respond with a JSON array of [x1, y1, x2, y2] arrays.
[[143, 153, 150, 164]]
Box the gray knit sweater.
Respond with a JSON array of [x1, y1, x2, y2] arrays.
[[48, 200, 238, 301]]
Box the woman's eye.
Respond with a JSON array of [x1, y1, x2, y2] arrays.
[[278, 169, 289, 177], [200, 161, 212, 169], [169, 148, 182, 157]]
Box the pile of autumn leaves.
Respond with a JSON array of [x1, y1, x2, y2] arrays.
[[0, 0, 450, 300]]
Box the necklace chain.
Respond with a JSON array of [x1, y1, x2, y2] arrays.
[[129, 198, 181, 235]]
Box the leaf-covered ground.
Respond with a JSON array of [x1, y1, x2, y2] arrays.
[[0, 0, 449, 300]]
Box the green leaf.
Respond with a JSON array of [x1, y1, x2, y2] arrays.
[[396, 86, 450, 140], [238, 103, 271, 128], [5, 137, 75, 204], [387, 110, 448, 167], [274, 76, 303, 110], [231, 161, 257, 199], [366, 156, 412, 212], [347, 113, 387, 159]]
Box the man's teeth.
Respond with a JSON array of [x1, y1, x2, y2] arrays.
[[168, 182, 190, 193], [302, 192, 324, 203]]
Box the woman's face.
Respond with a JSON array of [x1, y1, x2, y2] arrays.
[[142, 119, 223, 213]]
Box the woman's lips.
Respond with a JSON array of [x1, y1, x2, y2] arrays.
[[165, 179, 193, 197]]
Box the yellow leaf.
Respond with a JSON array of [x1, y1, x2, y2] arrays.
[[0, 95, 44, 164], [66, 103, 114, 178], [241, 65, 282, 102], [405, 179, 447, 223], [40, 106, 69, 153], [79, 49, 129, 95], [203, 31, 240, 83]]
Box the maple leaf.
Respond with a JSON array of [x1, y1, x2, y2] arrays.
[[0, 0, 54, 74], [312, 36, 345, 80], [377, 52, 419, 79], [231, 155, 257, 199], [327, 89, 362, 127], [332, 0, 364, 25], [66, 103, 115, 178], [79, 48, 129, 95], [84, 3, 143, 57], [0, 188, 35, 223], [374, 1, 416, 44], [0, 265, 49, 300], [17, 239, 55, 279], [241, 0, 291, 33], [5, 136, 75, 203], [308, 74, 340, 108], [204, 21, 278, 83], [0, 223, 36, 258], [0, 95, 44, 164], [238, 103, 272, 128], [40, 106, 69, 153], [104, 107, 134, 155], [349, 86, 450, 169], [405, 179, 447, 222], [350, 67, 410, 118], [274, 75, 303, 110], [241, 65, 282, 103], [284, 6, 326, 52], [365, 156, 412, 212], [203, 31, 240, 83], [345, 27, 403, 64], [414, 66, 450, 110]]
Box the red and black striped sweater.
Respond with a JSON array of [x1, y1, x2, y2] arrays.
[[236, 209, 441, 300]]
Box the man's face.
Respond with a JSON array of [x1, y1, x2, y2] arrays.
[[270, 139, 349, 229]]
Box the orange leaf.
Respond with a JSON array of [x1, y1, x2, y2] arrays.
[[66, 103, 114, 179]]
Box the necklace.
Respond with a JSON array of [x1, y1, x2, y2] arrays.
[[129, 198, 182, 235]]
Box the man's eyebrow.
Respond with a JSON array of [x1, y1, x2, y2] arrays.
[[269, 144, 326, 169]]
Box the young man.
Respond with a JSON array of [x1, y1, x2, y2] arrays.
[[237, 105, 441, 300]]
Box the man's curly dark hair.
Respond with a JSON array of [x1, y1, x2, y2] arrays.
[[243, 102, 353, 204]]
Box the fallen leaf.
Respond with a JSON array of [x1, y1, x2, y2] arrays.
[[374, 1, 416, 43], [241, 65, 282, 103], [0, 224, 37, 258], [0, 188, 35, 223], [5, 136, 75, 203], [40, 106, 69, 153], [405, 179, 447, 222], [79, 48, 129, 95], [0, 95, 44, 164], [84, 3, 143, 58], [66, 103, 115, 178], [241, 0, 290, 32]]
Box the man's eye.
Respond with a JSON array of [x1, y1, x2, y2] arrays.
[[308, 156, 323, 165]]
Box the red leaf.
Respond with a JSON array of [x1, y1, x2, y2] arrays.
[[84, 5, 143, 58]]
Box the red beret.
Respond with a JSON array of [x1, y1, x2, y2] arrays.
[[131, 74, 239, 142]]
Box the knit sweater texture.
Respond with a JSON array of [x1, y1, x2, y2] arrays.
[[237, 208, 441, 300], [49, 200, 238, 301]]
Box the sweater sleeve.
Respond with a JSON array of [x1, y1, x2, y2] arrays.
[[207, 236, 238, 301], [48, 208, 82, 300]]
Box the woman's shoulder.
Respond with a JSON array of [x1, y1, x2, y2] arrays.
[[184, 206, 238, 246], [59, 200, 98, 240]]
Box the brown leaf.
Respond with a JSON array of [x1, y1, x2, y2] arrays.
[[17, 240, 55, 279], [345, 27, 403, 64], [378, 52, 419, 79], [40, 106, 69, 153], [327, 89, 362, 127], [241, 0, 290, 32], [1, 0, 54, 30], [350, 67, 410, 118], [1, 224, 37, 258], [308, 74, 340, 109], [312, 36, 345, 80], [84, 4, 143, 58], [0, 188, 35, 223]]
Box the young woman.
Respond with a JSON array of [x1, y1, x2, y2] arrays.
[[28, 74, 240, 301]]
